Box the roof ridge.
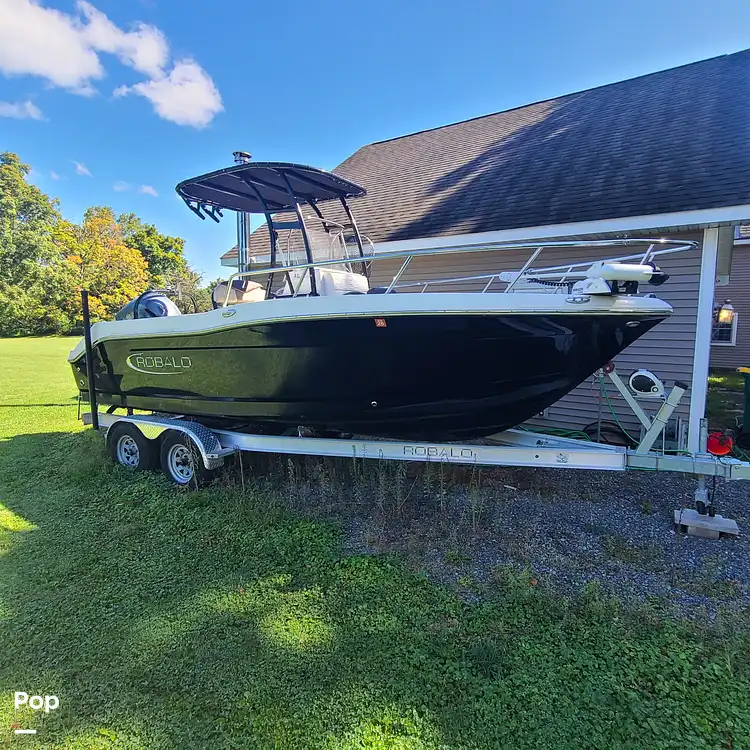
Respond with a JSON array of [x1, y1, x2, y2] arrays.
[[365, 48, 750, 148]]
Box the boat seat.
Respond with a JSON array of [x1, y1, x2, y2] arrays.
[[318, 268, 369, 296], [212, 279, 265, 308], [282, 267, 369, 297]]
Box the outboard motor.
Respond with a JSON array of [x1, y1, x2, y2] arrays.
[[115, 290, 182, 321]]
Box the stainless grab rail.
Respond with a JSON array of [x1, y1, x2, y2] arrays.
[[390, 243, 693, 294]]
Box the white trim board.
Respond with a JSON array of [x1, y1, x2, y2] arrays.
[[370, 204, 750, 255], [688, 227, 720, 455], [220, 203, 750, 267]]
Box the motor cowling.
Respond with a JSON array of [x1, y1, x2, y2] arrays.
[[115, 290, 181, 320]]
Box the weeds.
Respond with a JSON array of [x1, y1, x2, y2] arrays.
[[467, 464, 483, 533], [672, 555, 746, 600], [601, 535, 664, 571], [444, 549, 471, 566], [469, 638, 508, 678], [437, 461, 447, 514]]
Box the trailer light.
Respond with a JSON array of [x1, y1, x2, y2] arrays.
[[707, 430, 734, 457]]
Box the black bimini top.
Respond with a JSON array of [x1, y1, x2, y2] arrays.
[[176, 162, 366, 220]]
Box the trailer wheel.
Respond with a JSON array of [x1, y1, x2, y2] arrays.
[[159, 431, 215, 488], [107, 422, 157, 472]]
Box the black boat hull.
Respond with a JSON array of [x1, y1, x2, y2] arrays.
[[71, 313, 666, 440]]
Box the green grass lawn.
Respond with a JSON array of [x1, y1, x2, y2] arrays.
[[708, 368, 746, 432], [2, 338, 750, 748]]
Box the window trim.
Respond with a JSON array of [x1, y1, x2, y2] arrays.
[[711, 313, 739, 347]]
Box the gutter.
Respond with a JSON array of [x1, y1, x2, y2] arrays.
[[220, 203, 750, 268]]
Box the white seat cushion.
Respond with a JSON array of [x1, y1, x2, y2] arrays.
[[282, 268, 369, 296], [317, 268, 369, 295]]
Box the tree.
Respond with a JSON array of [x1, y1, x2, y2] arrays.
[[0, 152, 79, 335], [0, 151, 204, 334], [160, 266, 214, 313], [118, 212, 214, 312], [119, 213, 189, 285], [0, 152, 60, 275], [56, 207, 149, 321]]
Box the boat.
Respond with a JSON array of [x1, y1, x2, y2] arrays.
[[68, 159, 692, 441]]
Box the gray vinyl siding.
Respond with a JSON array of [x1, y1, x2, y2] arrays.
[[711, 245, 750, 369], [370, 233, 702, 442]]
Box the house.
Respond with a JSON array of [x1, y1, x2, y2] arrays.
[[711, 226, 750, 370], [222, 50, 750, 451]]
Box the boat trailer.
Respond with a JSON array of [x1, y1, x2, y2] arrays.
[[82, 367, 749, 538], [84, 409, 750, 480]]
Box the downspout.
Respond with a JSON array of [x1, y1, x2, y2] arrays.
[[687, 227, 719, 455]]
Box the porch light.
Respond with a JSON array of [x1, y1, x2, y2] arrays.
[[715, 300, 735, 325]]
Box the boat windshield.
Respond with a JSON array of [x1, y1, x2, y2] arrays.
[[275, 210, 372, 274]]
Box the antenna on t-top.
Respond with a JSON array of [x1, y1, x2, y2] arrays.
[[233, 151, 252, 272]]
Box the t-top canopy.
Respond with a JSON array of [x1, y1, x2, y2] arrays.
[[176, 162, 366, 219]]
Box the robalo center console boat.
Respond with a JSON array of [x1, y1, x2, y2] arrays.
[[69, 159, 689, 441]]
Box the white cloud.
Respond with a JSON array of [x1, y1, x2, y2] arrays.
[[0, 0, 103, 94], [0, 99, 43, 119], [50, 170, 61, 179], [139, 184, 158, 197], [113, 180, 130, 191], [114, 59, 222, 128], [77, 1, 168, 78], [74, 160, 92, 176], [0, 0, 222, 126]]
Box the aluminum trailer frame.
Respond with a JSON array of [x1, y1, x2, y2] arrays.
[[84, 411, 750, 480]]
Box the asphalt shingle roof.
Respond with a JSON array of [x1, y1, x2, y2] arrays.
[[223, 50, 750, 261]]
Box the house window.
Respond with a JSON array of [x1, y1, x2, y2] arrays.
[[712, 315, 738, 346]]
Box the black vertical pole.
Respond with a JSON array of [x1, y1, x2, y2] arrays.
[[279, 171, 318, 296], [81, 289, 99, 430]]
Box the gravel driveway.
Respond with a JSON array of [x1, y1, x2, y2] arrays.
[[335, 464, 750, 618]]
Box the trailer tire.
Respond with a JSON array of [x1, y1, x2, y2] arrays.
[[107, 422, 157, 472], [159, 431, 215, 488]]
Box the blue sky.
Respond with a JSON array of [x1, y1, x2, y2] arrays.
[[1, 0, 749, 281]]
